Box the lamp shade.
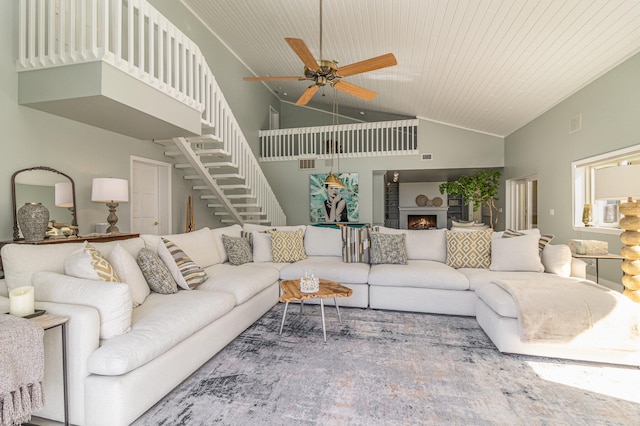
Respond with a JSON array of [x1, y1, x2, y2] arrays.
[[54, 182, 74, 207], [91, 178, 129, 203], [594, 164, 640, 200]]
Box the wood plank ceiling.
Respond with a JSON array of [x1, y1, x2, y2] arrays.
[[182, 0, 640, 137]]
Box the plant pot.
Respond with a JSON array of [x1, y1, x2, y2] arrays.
[[18, 202, 49, 242]]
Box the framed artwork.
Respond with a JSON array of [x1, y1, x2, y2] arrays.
[[310, 173, 359, 223]]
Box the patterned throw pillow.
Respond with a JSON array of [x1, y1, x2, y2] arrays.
[[503, 229, 554, 255], [341, 226, 370, 263], [136, 248, 178, 294], [268, 229, 307, 263], [64, 241, 120, 282], [222, 234, 253, 265], [446, 228, 493, 268], [369, 232, 407, 265], [158, 238, 208, 290]]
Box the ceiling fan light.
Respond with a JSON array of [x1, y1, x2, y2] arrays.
[[324, 171, 345, 188]]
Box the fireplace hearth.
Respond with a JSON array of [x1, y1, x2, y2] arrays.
[[408, 215, 437, 229]]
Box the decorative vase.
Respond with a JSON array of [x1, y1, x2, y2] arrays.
[[18, 202, 49, 242]]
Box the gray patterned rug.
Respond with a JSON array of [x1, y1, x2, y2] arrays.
[[133, 304, 640, 425]]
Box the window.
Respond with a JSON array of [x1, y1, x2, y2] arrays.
[[572, 144, 640, 233]]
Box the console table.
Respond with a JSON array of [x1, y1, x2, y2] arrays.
[[0, 233, 139, 274]]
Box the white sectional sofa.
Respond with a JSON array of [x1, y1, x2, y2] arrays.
[[1, 223, 639, 425]]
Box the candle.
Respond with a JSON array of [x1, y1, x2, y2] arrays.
[[9, 286, 35, 317]]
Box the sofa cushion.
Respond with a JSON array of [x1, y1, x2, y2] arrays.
[[268, 229, 307, 263], [304, 226, 342, 257], [87, 289, 236, 376], [136, 248, 178, 294], [211, 224, 243, 263], [252, 232, 273, 262], [141, 227, 221, 268], [107, 243, 150, 307], [279, 256, 370, 284], [199, 263, 280, 305], [490, 234, 544, 272], [370, 232, 408, 264], [375, 227, 446, 262], [446, 228, 492, 268], [33, 271, 132, 340], [458, 268, 582, 291], [368, 260, 469, 290], [475, 282, 519, 318], [64, 242, 120, 282], [222, 234, 253, 265], [341, 226, 370, 263], [541, 244, 572, 277], [157, 238, 207, 290]]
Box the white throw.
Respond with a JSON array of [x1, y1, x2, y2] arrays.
[[493, 279, 640, 351]]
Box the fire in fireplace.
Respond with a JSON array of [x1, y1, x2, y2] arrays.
[[408, 214, 437, 230]]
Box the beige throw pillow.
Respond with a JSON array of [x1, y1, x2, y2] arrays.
[[64, 241, 120, 282], [268, 229, 307, 263], [446, 228, 493, 269]]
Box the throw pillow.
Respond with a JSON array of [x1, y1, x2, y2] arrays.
[[157, 238, 208, 290], [107, 243, 150, 307], [541, 244, 572, 277], [445, 228, 493, 269], [369, 231, 408, 265], [341, 226, 370, 263], [251, 232, 273, 262], [222, 234, 253, 265], [136, 248, 178, 294], [268, 229, 307, 263], [490, 233, 544, 272], [503, 229, 554, 254], [64, 241, 120, 282]]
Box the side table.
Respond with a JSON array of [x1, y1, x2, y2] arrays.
[[572, 253, 624, 284], [31, 314, 69, 426]]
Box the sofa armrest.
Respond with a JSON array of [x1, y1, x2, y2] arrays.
[[570, 257, 587, 279], [32, 271, 133, 340]]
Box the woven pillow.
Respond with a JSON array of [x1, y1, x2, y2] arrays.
[[369, 232, 407, 265], [136, 248, 178, 294], [268, 229, 307, 263], [222, 234, 253, 265], [446, 228, 493, 268], [341, 226, 370, 263], [64, 241, 120, 282], [157, 238, 208, 290]]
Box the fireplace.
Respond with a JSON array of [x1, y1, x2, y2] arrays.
[[399, 206, 448, 229], [408, 214, 437, 229]]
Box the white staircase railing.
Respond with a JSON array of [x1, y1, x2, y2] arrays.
[[17, 0, 286, 226], [259, 119, 419, 162]]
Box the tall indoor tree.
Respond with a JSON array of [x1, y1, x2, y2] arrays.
[[439, 171, 502, 229]]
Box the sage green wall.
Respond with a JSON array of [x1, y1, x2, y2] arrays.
[[260, 117, 504, 225], [505, 51, 640, 288], [0, 0, 279, 239]]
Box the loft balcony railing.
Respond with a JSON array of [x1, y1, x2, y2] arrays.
[[259, 119, 419, 162], [17, 0, 286, 226]]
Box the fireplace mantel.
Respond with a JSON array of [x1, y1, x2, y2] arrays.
[[398, 206, 448, 229]]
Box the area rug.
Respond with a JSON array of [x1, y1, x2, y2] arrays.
[[133, 305, 640, 425]]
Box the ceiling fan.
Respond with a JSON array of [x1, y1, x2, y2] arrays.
[[243, 0, 397, 106]]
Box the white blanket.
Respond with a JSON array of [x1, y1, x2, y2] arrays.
[[493, 279, 640, 351]]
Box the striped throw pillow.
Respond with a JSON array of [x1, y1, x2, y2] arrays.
[[341, 226, 370, 263], [158, 238, 208, 290]]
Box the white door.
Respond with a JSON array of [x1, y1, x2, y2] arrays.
[[130, 157, 171, 235], [507, 174, 538, 230]]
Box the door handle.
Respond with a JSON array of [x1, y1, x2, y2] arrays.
[[153, 221, 159, 226]]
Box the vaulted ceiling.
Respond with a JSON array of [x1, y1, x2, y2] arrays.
[[182, 0, 640, 137]]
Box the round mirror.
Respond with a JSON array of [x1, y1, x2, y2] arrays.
[[12, 166, 78, 241]]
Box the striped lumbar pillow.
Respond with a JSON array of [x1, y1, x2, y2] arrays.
[[341, 226, 370, 263], [157, 237, 208, 290]]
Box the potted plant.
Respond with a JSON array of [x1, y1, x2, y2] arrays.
[[439, 170, 502, 229]]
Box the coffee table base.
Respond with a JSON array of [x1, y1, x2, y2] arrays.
[[279, 298, 343, 342]]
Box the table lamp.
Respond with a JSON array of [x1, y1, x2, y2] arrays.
[[594, 164, 640, 302], [92, 178, 129, 234], [55, 181, 74, 209]]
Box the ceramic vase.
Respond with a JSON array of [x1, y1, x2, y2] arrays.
[[18, 202, 49, 242]]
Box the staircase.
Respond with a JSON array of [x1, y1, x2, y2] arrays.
[[16, 0, 286, 227]]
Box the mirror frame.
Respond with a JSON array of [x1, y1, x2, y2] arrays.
[[12, 166, 78, 241]]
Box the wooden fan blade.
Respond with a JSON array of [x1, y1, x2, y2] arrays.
[[295, 85, 319, 106], [336, 53, 397, 77], [332, 80, 378, 101], [285, 38, 321, 72], [244, 76, 303, 81]]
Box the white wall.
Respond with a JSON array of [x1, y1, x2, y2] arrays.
[[399, 182, 445, 207]]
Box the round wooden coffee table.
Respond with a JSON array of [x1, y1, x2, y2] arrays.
[[278, 279, 353, 342]]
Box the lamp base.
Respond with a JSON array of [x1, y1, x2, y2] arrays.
[[619, 201, 640, 303], [105, 202, 121, 234]]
